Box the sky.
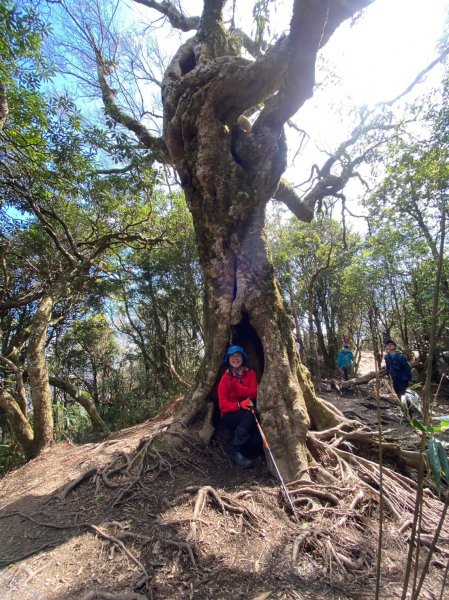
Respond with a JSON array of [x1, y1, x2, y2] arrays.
[[323, 0, 447, 106]]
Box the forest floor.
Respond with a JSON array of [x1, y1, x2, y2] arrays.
[[1, 353, 449, 600]]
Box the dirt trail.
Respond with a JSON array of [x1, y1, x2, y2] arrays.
[[0, 364, 448, 600], [357, 350, 375, 376]]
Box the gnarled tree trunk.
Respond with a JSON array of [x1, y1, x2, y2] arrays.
[[161, 22, 347, 480], [0, 389, 34, 456], [180, 201, 314, 480]]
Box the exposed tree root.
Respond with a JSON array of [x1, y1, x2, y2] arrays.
[[0, 513, 148, 576], [87, 524, 148, 577], [296, 435, 449, 542], [0, 429, 207, 570], [291, 522, 373, 580], [260, 431, 449, 582], [3, 418, 446, 594], [93, 426, 205, 507], [54, 467, 98, 500], [96, 421, 448, 574], [418, 534, 449, 557], [313, 421, 421, 468], [79, 592, 147, 600], [0, 538, 64, 568], [184, 485, 259, 541], [114, 530, 197, 567]]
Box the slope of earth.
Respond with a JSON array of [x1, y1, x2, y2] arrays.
[[1, 366, 449, 600]]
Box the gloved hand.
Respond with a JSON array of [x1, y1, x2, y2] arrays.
[[239, 399, 253, 410]]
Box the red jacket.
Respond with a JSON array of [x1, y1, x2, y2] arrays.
[[217, 368, 258, 416]]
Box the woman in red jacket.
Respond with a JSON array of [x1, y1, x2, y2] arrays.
[[218, 345, 261, 468]]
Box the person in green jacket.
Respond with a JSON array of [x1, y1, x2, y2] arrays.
[[337, 343, 354, 380]]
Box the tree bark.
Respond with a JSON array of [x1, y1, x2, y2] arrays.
[[307, 302, 322, 392], [176, 204, 314, 481], [169, 164, 342, 479], [27, 292, 55, 454], [0, 389, 34, 455], [0, 354, 28, 417]]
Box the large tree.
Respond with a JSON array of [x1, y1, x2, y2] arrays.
[[42, 0, 381, 480], [60, 0, 374, 481]]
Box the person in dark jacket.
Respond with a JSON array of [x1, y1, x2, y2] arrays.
[[336, 343, 354, 380], [384, 340, 412, 398], [217, 345, 261, 468]]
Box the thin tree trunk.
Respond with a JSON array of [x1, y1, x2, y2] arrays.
[[313, 309, 330, 368], [27, 293, 54, 454], [91, 360, 100, 407], [368, 305, 382, 370], [0, 354, 28, 417], [49, 376, 108, 434], [308, 305, 322, 392], [287, 261, 307, 364], [0, 389, 34, 455]]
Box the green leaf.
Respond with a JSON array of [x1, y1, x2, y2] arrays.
[[436, 439, 449, 484], [411, 419, 427, 433], [428, 438, 442, 494], [431, 417, 449, 432]]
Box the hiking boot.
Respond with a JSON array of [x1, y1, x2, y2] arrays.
[[233, 451, 253, 468]]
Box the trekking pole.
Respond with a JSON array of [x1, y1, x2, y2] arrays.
[[250, 408, 299, 522]]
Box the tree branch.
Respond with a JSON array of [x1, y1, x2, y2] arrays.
[[380, 45, 449, 106], [40, 205, 84, 261], [0, 388, 34, 454], [255, 0, 372, 133], [298, 112, 397, 212], [213, 36, 289, 125], [87, 25, 169, 162], [273, 179, 314, 222], [302, 172, 350, 211], [24, 192, 78, 266], [49, 376, 108, 433], [133, 0, 200, 31], [0, 289, 44, 311], [198, 0, 226, 38], [81, 233, 168, 265], [231, 28, 263, 58], [0, 354, 28, 416]]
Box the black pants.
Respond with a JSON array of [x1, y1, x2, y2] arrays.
[[221, 409, 262, 457], [392, 379, 408, 398], [342, 367, 350, 381]]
